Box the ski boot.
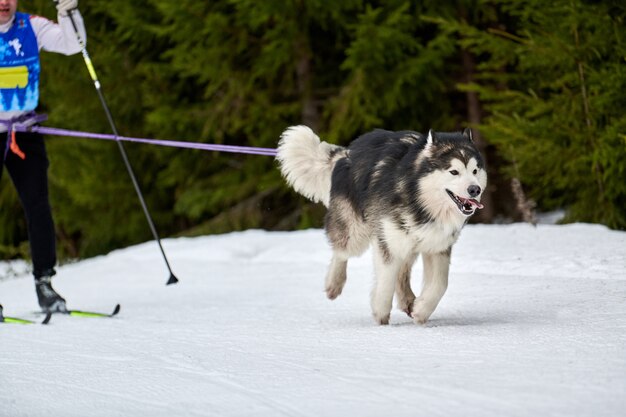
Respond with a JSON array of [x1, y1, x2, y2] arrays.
[[34, 270, 67, 313]]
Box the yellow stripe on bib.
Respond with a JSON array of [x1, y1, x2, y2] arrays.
[[0, 66, 29, 88]]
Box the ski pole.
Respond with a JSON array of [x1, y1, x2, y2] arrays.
[[56, 3, 179, 285]]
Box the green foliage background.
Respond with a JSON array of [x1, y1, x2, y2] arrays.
[[1, 0, 624, 263]]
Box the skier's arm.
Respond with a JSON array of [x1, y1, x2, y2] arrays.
[[30, 9, 86, 55]]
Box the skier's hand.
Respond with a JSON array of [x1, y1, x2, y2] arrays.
[[56, 0, 78, 16]]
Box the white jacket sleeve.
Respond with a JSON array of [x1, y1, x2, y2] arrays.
[[30, 11, 86, 55]]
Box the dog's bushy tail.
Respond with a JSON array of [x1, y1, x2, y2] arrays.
[[276, 125, 346, 207]]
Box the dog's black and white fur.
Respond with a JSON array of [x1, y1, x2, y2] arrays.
[[277, 126, 487, 325]]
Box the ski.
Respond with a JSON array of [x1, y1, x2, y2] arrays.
[[0, 304, 52, 325], [66, 304, 121, 319], [0, 304, 120, 325]]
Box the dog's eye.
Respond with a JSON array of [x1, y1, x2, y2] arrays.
[[473, 169, 477, 175], [449, 170, 459, 176]]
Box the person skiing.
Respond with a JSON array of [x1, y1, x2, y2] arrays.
[[0, 0, 86, 313]]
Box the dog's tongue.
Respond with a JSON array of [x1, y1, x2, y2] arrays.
[[470, 199, 484, 209], [460, 197, 484, 210]]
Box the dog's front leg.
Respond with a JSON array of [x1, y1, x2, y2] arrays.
[[396, 252, 418, 317], [371, 243, 401, 325], [325, 253, 348, 300], [411, 250, 450, 325]]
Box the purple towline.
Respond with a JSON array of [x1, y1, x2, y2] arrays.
[[14, 125, 278, 157]]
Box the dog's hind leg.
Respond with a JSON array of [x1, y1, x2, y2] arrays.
[[370, 241, 401, 325], [324, 234, 368, 299], [324, 198, 369, 300], [325, 253, 348, 300], [411, 250, 450, 325], [396, 252, 418, 317]]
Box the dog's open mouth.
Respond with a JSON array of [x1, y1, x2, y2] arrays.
[[446, 189, 484, 215]]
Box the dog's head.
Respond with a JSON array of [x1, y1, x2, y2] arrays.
[[418, 128, 488, 219]]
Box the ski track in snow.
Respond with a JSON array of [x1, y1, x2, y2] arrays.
[[1, 224, 625, 417]]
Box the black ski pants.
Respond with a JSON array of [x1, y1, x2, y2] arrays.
[[1, 131, 56, 277]]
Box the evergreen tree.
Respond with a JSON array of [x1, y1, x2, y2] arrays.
[[4, 1, 622, 266], [449, 0, 626, 228]]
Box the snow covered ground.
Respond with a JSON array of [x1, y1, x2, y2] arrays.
[[1, 223, 625, 417]]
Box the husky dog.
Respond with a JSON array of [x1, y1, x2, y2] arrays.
[[276, 126, 487, 325]]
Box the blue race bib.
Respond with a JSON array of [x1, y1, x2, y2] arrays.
[[0, 12, 40, 112]]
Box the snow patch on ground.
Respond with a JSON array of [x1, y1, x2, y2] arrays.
[[1, 224, 625, 417]]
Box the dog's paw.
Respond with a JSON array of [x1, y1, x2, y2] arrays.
[[410, 300, 431, 325], [398, 297, 416, 318], [373, 312, 390, 325], [411, 311, 428, 325], [325, 285, 343, 300]]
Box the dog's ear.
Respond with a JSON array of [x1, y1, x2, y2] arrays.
[[463, 128, 473, 142], [426, 129, 435, 145]]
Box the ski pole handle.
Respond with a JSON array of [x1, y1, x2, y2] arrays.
[[52, 0, 83, 44]]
